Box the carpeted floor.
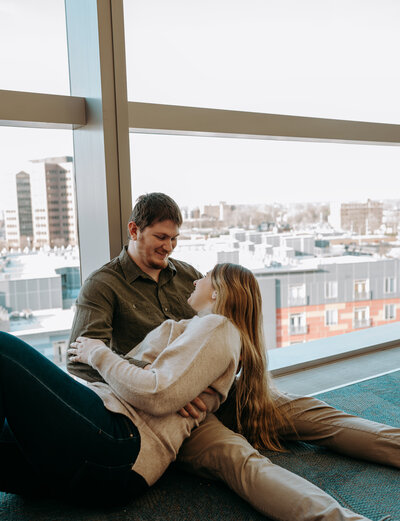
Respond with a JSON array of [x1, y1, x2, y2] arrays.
[[0, 371, 399, 521]]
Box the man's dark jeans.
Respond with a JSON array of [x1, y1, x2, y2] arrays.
[[0, 332, 145, 504]]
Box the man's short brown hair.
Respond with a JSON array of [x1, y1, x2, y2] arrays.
[[128, 193, 183, 235]]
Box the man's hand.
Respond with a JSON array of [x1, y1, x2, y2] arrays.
[[178, 387, 216, 418]]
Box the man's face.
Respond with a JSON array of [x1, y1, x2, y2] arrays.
[[130, 220, 180, 271]]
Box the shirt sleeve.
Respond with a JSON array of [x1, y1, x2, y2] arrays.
[[69, 278, 115, 344], [67, 277, 119, 381], [88, 316, 240, 416]]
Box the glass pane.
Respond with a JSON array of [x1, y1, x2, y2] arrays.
[[130, 133, 400, 349], [124, 0, 400, 123], [0, 0, 69, 94], [0, 128, 79, 368]]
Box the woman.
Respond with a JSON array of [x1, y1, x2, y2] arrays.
[[0, 263, 288, 505]]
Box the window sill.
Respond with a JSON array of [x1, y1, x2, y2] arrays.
[[269, 321, 400, 376]]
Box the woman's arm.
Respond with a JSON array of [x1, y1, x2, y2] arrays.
[[71, 315, 240, 416], [122, 318, 190, 366]]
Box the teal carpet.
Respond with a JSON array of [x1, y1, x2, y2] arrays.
[[0, 371, 399, 521]]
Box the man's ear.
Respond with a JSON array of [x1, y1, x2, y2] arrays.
[[212, 290, 218, 300], [128, 221, 139, 240]]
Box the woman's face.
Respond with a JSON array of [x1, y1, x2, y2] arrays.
[[187, 272, 215, 312]]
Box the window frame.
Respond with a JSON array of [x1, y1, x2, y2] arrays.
[[289, 312, 308, 336], [353, 306, 371, 329], [353, 279, 371, 300], [325, 308, 339, 326], [325, 280, 338, 299], [384, 276, 396, 294], [288, 283, 307, 306], [384, 303, 396, 320]]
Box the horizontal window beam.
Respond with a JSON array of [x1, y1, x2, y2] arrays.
[[128, 102, 400, 145], [4, 95, 400, 145], [0, 90, 86, 129]]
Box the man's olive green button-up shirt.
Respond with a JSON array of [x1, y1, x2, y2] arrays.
[[68, 247, 202, 382]]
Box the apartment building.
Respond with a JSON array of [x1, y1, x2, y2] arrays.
[[255, 256, 400, 349], [329, 200, 384, 235]]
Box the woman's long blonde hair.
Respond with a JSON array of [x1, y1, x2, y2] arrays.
[[211, 263, 292, 451]]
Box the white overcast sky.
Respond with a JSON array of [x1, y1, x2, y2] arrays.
[[1, 0, 400, 209]]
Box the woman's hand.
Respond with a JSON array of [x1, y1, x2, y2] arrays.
[[68, 336, 106, 365]]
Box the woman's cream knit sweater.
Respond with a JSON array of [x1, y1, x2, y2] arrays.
[[86, 313, 241, 485]]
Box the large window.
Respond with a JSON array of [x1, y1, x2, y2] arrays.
[[1, 0, 400, 362], [0, 128, 78, 366], [124, 0, 400, 123], [125, 0, 400, 350], [129, 133, 400, 348], [0, 0, 69, 94]]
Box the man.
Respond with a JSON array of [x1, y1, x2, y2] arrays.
[[68, 192, 202, 385], [69, 192, 398, 521]]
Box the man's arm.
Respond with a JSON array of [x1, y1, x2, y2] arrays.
[[68, 277, 147, 381], [67, 277, 115, 381], [68, 278, 151, 381]]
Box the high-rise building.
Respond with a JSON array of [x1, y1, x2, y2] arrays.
[[41, 158, 77, 248], [4, 157, 77, 249], [16, 171, 34, 248]]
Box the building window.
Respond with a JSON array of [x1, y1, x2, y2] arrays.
[[288, 284, 307, 306], [354, 279, 370, 300], [325, 309, 338, 326], [325, 281, 338, 299], [289, 312, 308, 335], [354, 307, 370, 329], [384, 277, 396, 294], [384, 304, 396, 320]]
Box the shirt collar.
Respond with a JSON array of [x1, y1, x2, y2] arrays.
[[119, 246, 176, 284]]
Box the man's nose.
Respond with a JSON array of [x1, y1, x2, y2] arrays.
[[163, 239, 173, 252]]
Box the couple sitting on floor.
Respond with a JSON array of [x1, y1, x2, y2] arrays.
[[0, 192, 398, 521]]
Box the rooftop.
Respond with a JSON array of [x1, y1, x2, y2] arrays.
[[0, 249, 79, 281]]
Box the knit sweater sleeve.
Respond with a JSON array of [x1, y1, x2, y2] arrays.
[[87, 315, 240, 416], [123, 318, 191, 366]]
